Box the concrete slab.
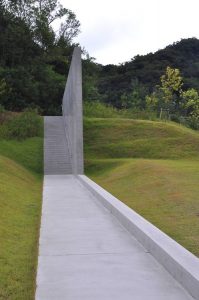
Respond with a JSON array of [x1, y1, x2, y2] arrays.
[[36, 175, 195, 300], [36, 253, 193, 300], [39, 216, 145, 256]]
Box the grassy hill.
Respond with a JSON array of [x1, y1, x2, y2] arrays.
[[84, 118, 199, 160], [0, 116, 43, 300], [84, 118, 199, 257]]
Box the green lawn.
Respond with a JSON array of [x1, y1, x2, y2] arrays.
[[0, 132, 43, 298], [0, 137, 43, 175], [84, 118, 199, 257], [84, 118, 199, 160]]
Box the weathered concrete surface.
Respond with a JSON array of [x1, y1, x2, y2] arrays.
[[35, 174, 194, 300], [44, 116, 72, 175], [62, 47, 84, 174]]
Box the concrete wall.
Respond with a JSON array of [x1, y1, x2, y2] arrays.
[[62, 47, 84, 174]]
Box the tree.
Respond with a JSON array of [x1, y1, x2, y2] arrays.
[[182, 88, 199, 117], [145, 67, 184, 118], [58, 10, 80, 45], [146, 92, 158, 111], [120, 93, 129, 109], [181, 88, 199, 129], [160, 66, 183, 110], [82, 56, 101, 102], [0, 9, 41, 67], [0, 1, 81, 113], [128, 79, 148, 110], [3, 0, 80, 50]]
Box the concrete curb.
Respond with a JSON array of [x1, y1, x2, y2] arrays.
[[77, 175, 199, 300]]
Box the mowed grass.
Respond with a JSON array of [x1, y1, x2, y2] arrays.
[[0, 127, 43, 298], [0, 137, 43, 174], [84, 118, 199, 257], [84, 118, 199, 159]]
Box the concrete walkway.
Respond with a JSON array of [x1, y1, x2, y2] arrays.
[[35, 117, 195, 299], [36, 178, 194, 300]]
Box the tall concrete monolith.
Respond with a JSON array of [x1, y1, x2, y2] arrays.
[[62, 47, 84, 174]]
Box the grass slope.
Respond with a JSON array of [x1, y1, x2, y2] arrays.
[[0, 137, 43, 175], [0, 136, 43, 298], [84, 118, 199, 160], [84, 118, 199, 257]]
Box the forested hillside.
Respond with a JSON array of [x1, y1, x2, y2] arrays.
[[1, 1, 199, 118], [84, 38, 199, 109]]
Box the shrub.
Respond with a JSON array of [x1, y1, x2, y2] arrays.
[[84, 101, 120, 118], [130, 110, 158, 120], [0, 104, 6, 124], [5, 110, 42, 140], [84, 101, 159, 120], [0, 105, 17, 125], [187, 115, 199, 130]]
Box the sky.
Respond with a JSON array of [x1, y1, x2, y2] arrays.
[[60, 0, 199, 65]]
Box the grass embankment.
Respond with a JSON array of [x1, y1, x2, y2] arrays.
[[0, 114, 43, 300], [84, 118, 199, 257]]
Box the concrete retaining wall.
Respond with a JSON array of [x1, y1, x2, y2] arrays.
[[78, 175, 199, 300], [62, 47, 84, 174]]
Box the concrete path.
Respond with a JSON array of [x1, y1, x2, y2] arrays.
[[36, 175, 194, 300], [36, 117, 195, 299]]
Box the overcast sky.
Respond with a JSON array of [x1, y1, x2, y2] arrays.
[[60, 0, 199, 65]]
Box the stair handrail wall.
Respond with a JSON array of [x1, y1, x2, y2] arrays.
[[62, 47, 84, 174]]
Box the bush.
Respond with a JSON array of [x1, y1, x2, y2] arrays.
[[0, 105, 17, 125], [0, 104, 6, 124], [84, 101, 120, 118], [130, 110, 158, 120], [4, 110, 42, 140], [187, 115, 199, 130], [84, 101, 158, 120], [170, 114, 199, 130]]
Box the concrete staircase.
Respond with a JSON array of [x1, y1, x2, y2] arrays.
[[44, 116, 72, 175]]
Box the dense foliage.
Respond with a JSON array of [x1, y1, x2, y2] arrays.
[[0, 109, 43, 139], [1, 0, 199, 121], [82, 39, 199, 129], [145, 66, 199, 129], [0, 0, 80, 114], [85, 38, 199, 110]]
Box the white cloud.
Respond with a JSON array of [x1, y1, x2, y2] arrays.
[[60, 0, 199, 64]]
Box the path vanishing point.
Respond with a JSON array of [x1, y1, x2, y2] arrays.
[[35, 47, 199, 300]]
